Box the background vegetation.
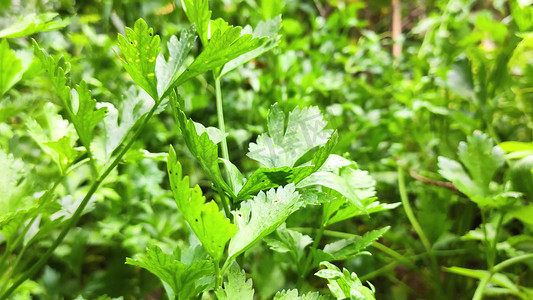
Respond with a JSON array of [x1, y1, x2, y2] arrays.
[[1, 0, 533, 299]]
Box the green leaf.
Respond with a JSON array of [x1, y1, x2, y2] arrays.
[[71, 81, 108, 150], [248, 105, 332, 168], [237, 167, 294, 200], [315, 262, 375, 300], [117, 19, 160, 101], [166, 26, 267, 94], [0, 149, 29, 216], [273, 289, 324, 300], [0, 40, 28, 96], [215, 263, 254, 300], [265, 226, 313, 266], [509, 204, 533, 225], [228, 184, 302, 260], [156, 26, 197, 97], [236, 132, 338, 201], [33, 40, 71, 104], [0, 13, 71, 38], [93, 86, 153, 161], [33, 42, 107, 153], [499, 141, 533, 159], [126, 245, 214, 299], [438, 132, 507, 207], [168, 147, 237, 261], [181, 0, 211, 46], [457, 131, 505, 190], [220, 158, 245, 195], [175, 106, 235, 197], [315, 227, 389, 264], [324, 197, 400, 226], [26, 103, 79, 172], [438, 156, 481, 198], [219, 15, 281, 77], [298, 167, 376, 209]]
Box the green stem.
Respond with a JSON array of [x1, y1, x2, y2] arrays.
[[491, 212, 504, 267], [472, 252, 533, 300], [296, 220, 325, 289], [0, 103, 160, 300], [216, 182, 232, 219], [472, 273, 491, 300], [398, 167, 432, 252], [215, 77, 230, 162], [214, 261, 221, 290], [398, 166, 442, 296], [480, 210, 494, 270], [494, 253, 533, 272]]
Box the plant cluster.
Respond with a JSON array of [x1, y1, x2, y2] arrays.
[[1, 0, 533, 299]]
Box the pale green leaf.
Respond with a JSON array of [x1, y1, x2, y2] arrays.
[[215, 263, 254, 300], [316, 227, 389, 264], [265, 226, 313, 266], [93, 86, 153, 161], [0, 13, 71, 38], [26, 103, 79, 172], [168, 147, 237, 261], [438, 156, 481, 198], [156, 26, 196, 97], [236, 131, 337, 201], [297, 167, 376, 209], [117, 19, 160, 100], [315, 262, 375, 300], [0, 40, 27, 96], [228, 184, 302, 260], [274, 289, 324, 300], [126, 245, 214, 299], [0, 149, 29, 215], [248, 105, 332, 168], [324, 197, 400, 226], [220, 158, 245, 195], [457, 131, 505, 191], [181, 0, 211, 46]]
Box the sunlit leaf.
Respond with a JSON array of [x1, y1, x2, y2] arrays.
[[168, 147, 237, 261], [215, 263, 254, 300], [117, 19, 160, 100], [228, 184, 302, 260]]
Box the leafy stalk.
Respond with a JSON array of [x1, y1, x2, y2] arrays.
[[0, 102, 160, 300], [215, 76, 230, 162]]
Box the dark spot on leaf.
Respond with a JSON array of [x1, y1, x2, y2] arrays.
[[195, 219, 198, 222], [130, 42, 133, 45], [149, 33, 153, 36]]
